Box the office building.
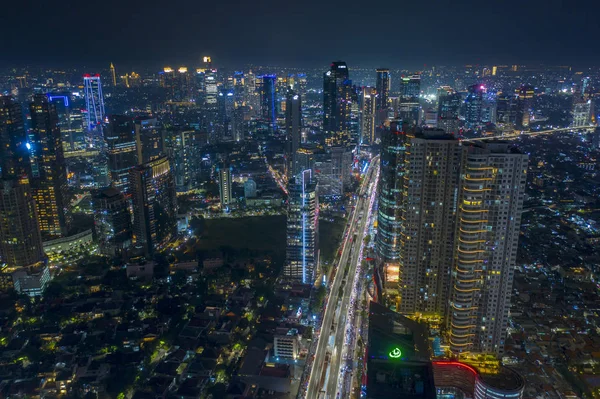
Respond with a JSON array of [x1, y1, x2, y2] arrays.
[[13, 266, 51, 297], [29, 94, 71, 239], [260, 75, 277, 130], [464, 84, 485, 128], [496, 93, 519, 126], [323, 61, 353, 146], [361, 86, 376, 145], [48, 93, 85, 152], [398, 74, 421, 126], [515, 84, 534, 128], [244, 178, 257, 199], [449, 143, 528, 355], [217, 87, 235, 142], [83, 74, 105, 130], [130, 156, 177, 256], [92, 186, 132, 258], [0, 177, 45, 268], [285, 90, 302, 180], [0, 96, 30, 179], [395, 129, 460, 316], [219, 165, 233, 208], [376, 68, 391, 112], [432, 361, 525, 399], [437, 88, 461, 136], [376, 121, 406, 262], [330, 145, 354, 189], [572, 98, 593, 127], [134, 117, 164, 164], [171, 130, 208, 191], [105, 115, 137, 192], [110, 63, 117, 86], [284, 170, 318, 285], [273, 329, 301, 360], [366, 301, 436, 399]]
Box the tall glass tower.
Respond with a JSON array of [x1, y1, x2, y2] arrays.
[[284, 170, 319, 285], [83, 74, 105, 130]]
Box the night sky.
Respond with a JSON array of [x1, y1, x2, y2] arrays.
[[2, 0, 599, 69]]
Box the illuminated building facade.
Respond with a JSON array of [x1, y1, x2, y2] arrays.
[[323, 61, 353, 147], [48, 93, 85, 152], [105, 115, 137, 193], [29, 94, 71, 239], [260, 75, 277, 130], [398, 74, 421, 126], [375, 68, 390, 113], [134, 117, 164, 164], [284, 170, 318, 285], [92, 186, 132, 258], [515, 84, 534, 128], [437, 87, 461, 136], [285, 90, 302, 180], [0, 177, 45, 268], [449, 143, 528, 355], [572, 98, 593, 127], [83, 74, 105, 130], [361, 86, 376, 144], [464, 84, 485, 128], [366, 301, 436, 399], [396, 129, 460, 316], [218, 165, 233, 208], [130, 156, 177, 255], [376, 121, 407, 262], [0, 96, 30, 179], [110, 63, 117, 86], [432, 361, 524, 399]]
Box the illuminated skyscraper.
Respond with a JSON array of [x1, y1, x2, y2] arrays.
[[285, 90, 302, 180], [92, 186, 132, 258], [398, 74, 421, 126], [28, 94, 71, 239], [110, 63, 117, 86], [515, 84, 534, 128], [217, 87, 235, 141], [361, 86, 376, 144], [375, 68, 390, 112], [437, 87, 461, 136], [130, 156, 177, 255], [83, 74, 105, 130], [0, 96, 30, 179], [284, 170, 318, 285], [572, 98, 593, 127], [260, 75, 277, 130], [376, 121, 406, 262], [395, 129, 460, 316], [218, 165, 233, 208], [0, 177, 45, 268], [464, 84, 485, 128], [48, 93, 85, 152], [449, 143, 527, 355], [105, 115, 137, 192], [135, 117, 164, 164], [323, 61, 353, 146]]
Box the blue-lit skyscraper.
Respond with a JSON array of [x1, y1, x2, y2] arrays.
[[83, 74, 105, 131], [284, 170, 319, 285], [260, 75, 277, 130], [464, 84, 485, 128]]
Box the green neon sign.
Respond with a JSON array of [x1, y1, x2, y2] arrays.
[[389, 347, 402, 358]]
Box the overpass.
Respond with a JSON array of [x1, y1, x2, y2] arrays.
[[462, 125, 597, 142]]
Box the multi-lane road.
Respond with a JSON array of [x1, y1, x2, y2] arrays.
[[305, 156, 379, 399]]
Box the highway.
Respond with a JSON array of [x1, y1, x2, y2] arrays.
[[462, 125, 596, 142], [305, 156, 379, 399]]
